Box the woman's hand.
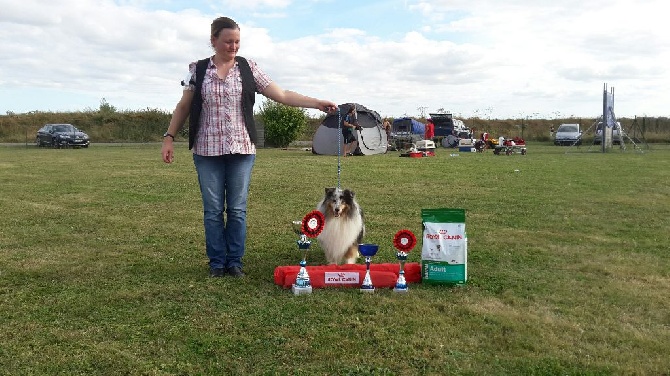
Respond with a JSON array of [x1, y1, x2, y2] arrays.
[[319, 102, 338, 113], [161, 139, 174, 164]]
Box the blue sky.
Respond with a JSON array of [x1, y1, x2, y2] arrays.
[[145, 0, 435, 40], [1, 0, 667, 119]]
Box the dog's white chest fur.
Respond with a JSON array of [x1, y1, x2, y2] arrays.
[[317, 214, 364, 264], [315, 187, 365, 264]]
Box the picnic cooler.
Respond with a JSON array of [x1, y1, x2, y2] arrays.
[[421, 208, 467, 285], [458, 139, 475, 152]]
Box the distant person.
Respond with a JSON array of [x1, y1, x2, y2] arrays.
[[424, 118, 435, 140], [550, 125, 555, 139], [382, 119, 392, 144], [160, 16, 337, 278], [342, 105, 359, 156], [481, 132, 490, 149]]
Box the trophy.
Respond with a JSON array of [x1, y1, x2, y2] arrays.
[[393, 229, 417, 293], [291, 211, 325, 295], [358, 243, 379, 293]]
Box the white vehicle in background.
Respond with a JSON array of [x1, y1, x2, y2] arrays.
[[554, 123, 582, 146], [594, 121, 623, 145]]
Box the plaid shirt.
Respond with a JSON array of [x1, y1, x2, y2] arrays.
[[184, 57, 271, 156]]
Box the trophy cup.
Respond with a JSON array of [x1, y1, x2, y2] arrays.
[[291, 220, 312, 295], [393, 229, 417, 293], [291, 211, 325, 296], [358, 243, 379, 293]]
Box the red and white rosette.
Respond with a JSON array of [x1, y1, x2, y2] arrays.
[[392, 229, 415, 292], [301, 210, 325, 238], [393, 229, 416, 257]]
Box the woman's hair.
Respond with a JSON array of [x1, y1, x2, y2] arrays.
[[211, 17, 240, 38]]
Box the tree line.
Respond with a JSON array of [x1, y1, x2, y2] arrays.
[[1, 100, 669, 145]]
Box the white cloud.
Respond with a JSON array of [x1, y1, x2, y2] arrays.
[[0, 0, 668, 119]]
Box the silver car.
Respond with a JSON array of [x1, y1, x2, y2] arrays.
[[554, 123, 582, 146], [594, 121, 622, 145]]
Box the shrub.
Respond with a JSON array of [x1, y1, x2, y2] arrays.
[[259, 100, 307, 148]]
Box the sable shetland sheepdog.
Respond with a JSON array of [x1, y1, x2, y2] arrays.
[[317, 187, 365, 264]]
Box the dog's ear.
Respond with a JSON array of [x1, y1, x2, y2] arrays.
[[325, 187, 335, 196], [344, 189, 355, 198]]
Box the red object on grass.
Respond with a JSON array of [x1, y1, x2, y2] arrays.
[[274, 263, 421, 289]]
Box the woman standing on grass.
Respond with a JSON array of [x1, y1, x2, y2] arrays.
[[161, 16, 337, 278]]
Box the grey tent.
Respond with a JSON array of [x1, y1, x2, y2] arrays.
[[312, 103, 387, 156]]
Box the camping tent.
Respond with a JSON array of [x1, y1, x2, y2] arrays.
[[312, 103, 387, 156]]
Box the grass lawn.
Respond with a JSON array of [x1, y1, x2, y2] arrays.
[[0, 142, 669, 375]]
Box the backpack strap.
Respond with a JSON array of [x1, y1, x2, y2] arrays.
[[188, 58, 210, 150], [195, 58, 209, 89], [235, 56, 257, 94], [234, 56, 258, 143]]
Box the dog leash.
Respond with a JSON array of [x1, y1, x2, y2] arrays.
[[337, 107, 342, 190]]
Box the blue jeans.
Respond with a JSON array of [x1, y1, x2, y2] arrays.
[[192, 153, 256, 270]]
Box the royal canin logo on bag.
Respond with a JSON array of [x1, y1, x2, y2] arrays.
[[426, 230, 463, 240], [324, 272, 360, 284]]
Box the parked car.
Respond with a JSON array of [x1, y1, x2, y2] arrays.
[[36, 123, 90, 148], [593, 121, 622, 145], [554, 123, 582, 146]]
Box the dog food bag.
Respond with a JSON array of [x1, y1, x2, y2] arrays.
[[421, 208, 467, 285]]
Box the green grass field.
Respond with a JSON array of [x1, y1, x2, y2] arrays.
[[1, 143, 668, 375]]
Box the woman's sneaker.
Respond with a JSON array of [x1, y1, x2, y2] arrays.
[[209, 267, 226, 278], [227, 266, 245, 278]]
